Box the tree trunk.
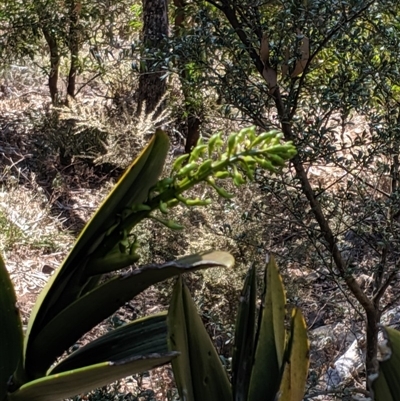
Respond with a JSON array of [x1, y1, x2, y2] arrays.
[[66, 0, 82, 100], [42, 27, 60, 105], [137, 0, 168, 115], [173, 0, 203, 153], [36, 2, 61, 105]]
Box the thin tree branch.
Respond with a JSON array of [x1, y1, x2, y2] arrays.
[[374, 270, 398, 304], [289, 0, 376, 119]]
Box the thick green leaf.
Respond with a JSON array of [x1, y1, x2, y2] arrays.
[[168, 278, 195, 401], [50, 313, 168, 374], [268, 256, 286, 366], [0, 254, 23, 399], [25, 130, 170, 378], [8, 352, 178, 401], [373, 327, 400, 400], [26, 251, 234, 377], [168, 278, 232, 401], [232, 263, 257, 401], [26, 131, 168, 332], [373, 368, 394, 401], [279, 308, 309, 401], [248, 255, 286, 401]]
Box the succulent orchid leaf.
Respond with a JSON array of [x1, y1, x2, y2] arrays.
[[50, 313, 168, 374], [0, 255, 23, 400], [232, 263, 257, 401], [25, 130, 169, 379], [8, 352, 178, 401], [25, 251, 234, 377], [168, 278, 232, 401], [279, 308, 309, 401], [373, 327, 400, 400], [248, 255, 286, 401]]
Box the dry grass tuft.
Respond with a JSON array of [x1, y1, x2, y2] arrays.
[[57, 94, 173, 168]]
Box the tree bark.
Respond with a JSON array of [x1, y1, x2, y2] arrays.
[[36, 2, 61, 105], [137, 0, 169, 115], [42, 27, 60, 105], [66, 0, 82, 100], [173, 0, 203, 153]]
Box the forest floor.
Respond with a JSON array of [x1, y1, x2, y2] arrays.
[[0, 67, 380, 401]]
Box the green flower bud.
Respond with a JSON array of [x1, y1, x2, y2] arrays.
[[241, 155, 256, 165], [250, 131, 281, 148], [178, 162, 199, 177], [237, 126, 254, 143], [206, 177, 217, 189], [152, 177, 174, 194], [159, 177, 174, 186], [239, 160, 255, 181], [159, 201, 169, 214], [152, 216, 184, 230], [227, 133, 238, 156], [215, 186, 235, 198], [176, 193, 189, 204], [267, 153, 286, 166], [208, 132, 222, 156], [196, 159, 213, 177], [254, 156, 277, 172], [266, 144, 296, 156], [166, 198, 180, 208], [232, 165, 246, 186], [185, 198, 212, 206], [208, 179, 234, 198], [189, 144, 207, 163], [131, 203, 152, 212], [172, 153, 190, 172], [214, 171, 231, 179]]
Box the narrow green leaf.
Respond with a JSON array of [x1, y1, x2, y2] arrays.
[[167, 278, 195, 401], [26, 251, 234, 377], [0, 254, 23, 399], [168, 278, 232, 401], [269, 256, 286, 367], [50, 313, 168, 374], [25, 130, 170, 378], [373, 327, 400, 400], [248, 255, 286, 401], [27, 130, 168, 324], [279, 308, 310, 401], [8, 352, 178, 401], [232, 263, 257, 401]]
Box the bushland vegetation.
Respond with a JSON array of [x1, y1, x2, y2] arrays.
[[1, 0, 400, 400]]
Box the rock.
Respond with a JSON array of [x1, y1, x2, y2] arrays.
[[381, 306, 400, 329], [325, 338, 365, 390], [310, 322, 358, 351]]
